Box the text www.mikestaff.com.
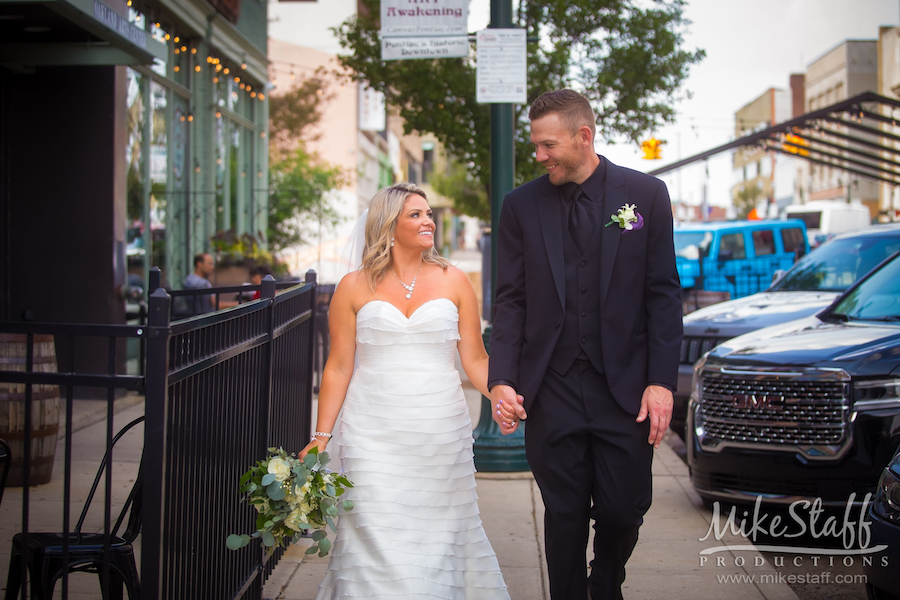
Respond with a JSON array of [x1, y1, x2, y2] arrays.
[[716, 572, 867, 585]]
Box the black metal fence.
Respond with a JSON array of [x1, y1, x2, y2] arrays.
[[0, 271, 317, 599]]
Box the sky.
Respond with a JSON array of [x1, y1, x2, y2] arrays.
[[269, 0, 899, 210]]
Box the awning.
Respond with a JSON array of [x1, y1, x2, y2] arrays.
[[648, 91, 900, 187], [0, 0, 167, 70]]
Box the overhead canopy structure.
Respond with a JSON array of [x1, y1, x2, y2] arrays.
[[648, 91, 900, 188]]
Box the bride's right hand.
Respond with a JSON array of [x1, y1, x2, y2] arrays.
[[299, 438, 327, 460]]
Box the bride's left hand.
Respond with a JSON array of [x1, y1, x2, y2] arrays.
[[299, 438, 327, 460]]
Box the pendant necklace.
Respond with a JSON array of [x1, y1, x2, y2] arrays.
[[392, 263, 423, 299]]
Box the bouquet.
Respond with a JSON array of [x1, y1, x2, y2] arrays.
[[226, 446, 353, 557]]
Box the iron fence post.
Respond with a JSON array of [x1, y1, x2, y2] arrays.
[[142, 288, 171, 600], [258, 274, 277, 453]]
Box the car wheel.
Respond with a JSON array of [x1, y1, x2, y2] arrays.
[[867, 583, 900, 600]]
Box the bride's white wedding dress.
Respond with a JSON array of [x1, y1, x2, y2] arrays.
[[314, 298, 510, 599]]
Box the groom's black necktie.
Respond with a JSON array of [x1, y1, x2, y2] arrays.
[[567, 186, 594, 254]]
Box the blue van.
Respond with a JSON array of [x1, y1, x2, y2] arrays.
[[674, 220, 808, 300]]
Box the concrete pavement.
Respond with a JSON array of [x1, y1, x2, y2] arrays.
[[0, 393, 804, 600]]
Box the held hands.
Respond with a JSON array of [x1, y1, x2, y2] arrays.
[[490, 384, 527, 435], [636, 384, 673, 449]]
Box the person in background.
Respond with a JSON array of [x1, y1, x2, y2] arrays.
[[183, 253, 215, 314], [249, 265, 273, 300]]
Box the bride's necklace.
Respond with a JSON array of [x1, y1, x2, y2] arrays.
[[392, 263, 423, 299]]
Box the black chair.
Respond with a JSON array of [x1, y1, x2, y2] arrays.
[[0, 437, 10, 508], [5, 416, 144, 600]]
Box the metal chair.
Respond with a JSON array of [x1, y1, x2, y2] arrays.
[[0, 437, 10, 508], [4, 416, 144, 600]]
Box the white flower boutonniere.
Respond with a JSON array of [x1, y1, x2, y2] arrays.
[[604, 203, 644, 231]]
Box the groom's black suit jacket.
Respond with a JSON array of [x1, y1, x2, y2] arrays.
[[488, 159, 683, 415]]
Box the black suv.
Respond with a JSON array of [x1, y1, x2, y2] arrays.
[[687, 249, 900, 507], [673, 224, 900, 438]]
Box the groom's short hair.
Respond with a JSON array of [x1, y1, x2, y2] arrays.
[[529, 89, 596, 139]]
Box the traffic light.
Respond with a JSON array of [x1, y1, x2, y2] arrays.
[[783, 133, 809, 157], [641, 137, 664, 160]]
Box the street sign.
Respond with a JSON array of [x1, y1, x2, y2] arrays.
[[476, 29, 526, 104], [381, 0, 468, 37], [382, 36, 469, 61]]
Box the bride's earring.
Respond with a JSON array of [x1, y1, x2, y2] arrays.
[[390, 237, 394, 248]]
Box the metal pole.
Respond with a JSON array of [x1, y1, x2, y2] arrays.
[[473, 0, 528, 472]]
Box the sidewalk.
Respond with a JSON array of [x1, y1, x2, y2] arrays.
[[261, 434, 798, 600]]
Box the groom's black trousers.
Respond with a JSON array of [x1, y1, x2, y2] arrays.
[[524, 359, 653, 600]]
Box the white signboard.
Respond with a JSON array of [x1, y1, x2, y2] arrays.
[[382, 36, 468, 61], [476, 29, 527, 104], [359, 83, 386, 131], [381, 0, 468, 37]]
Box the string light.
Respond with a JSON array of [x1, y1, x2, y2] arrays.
[[194, 65, 201, 72], [215, 111, 221, 118], [250, 91, 256, 98], [213, 76, 219, 83], [126, 0, 131, 5], [241, 62, 247, 70], [289, 71, 295, 80], [234, 76, 240, 83], [259, 93, 265, 100], [174, 36, 179, 43], [191, 48, 197, 55], [181, 45, 186, 52], [174, 65, 180, 72], [164, 33, 170, 40], [223, 67, 229, 75], [187, 113, 194, 122], [260, 131, 266, 138], [239, 82, 245, 89]]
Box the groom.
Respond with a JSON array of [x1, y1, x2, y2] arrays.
[[489, 89, 682, 600]]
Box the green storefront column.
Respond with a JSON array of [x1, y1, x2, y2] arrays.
[[472, 0, 527, 472]]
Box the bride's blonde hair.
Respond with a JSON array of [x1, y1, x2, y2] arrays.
[[362, 182, 451, 291]]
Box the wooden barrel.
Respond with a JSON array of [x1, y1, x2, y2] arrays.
[[0, 333, 60, 486]]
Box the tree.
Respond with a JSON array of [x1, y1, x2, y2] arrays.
[[334, 0, 704, 217], [429, 159, 489, 222], [266, 76, 346, 254], [734, 183, 764, 220], [267, 145, 345, 253]]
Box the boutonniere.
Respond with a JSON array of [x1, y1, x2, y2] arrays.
[[604, 203, 644, 231]]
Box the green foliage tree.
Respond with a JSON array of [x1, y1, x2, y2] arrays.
[[266, 75, 346, 254], [268, 145, 345, 253], [334, 0, 704, 217], [734, 183, 764, 220], [429, 160, 490, 222]]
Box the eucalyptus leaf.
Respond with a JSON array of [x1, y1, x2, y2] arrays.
[[267, 481, 286, 501], [303, 453, 317, 468], [311, 530, 326, 542], [261, 473, 277, 487], [262, 531, 276, 547], [317, 537, 332, 555], [325, 484, 336, 497], [318, 453, 331, 467], [326, 505, 338, 517], [305, 545, 319, 555], [342, 500, 354, 511], [326, 516, 336, 533], [226, 534, 247, 550]]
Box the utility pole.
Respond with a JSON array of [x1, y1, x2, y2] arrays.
[[472, 0, 528, 472]]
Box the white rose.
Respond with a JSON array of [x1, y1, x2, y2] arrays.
[[620, 206, 635, 223], [284, 506, 309, 532], [267, 457, 292, 482]]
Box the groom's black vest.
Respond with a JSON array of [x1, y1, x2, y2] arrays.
[[548, 202, 605, 376]]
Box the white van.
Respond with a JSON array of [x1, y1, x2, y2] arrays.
[[783, 200, 870, 246]]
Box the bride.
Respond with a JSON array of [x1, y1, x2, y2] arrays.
[[299, 182, 513, 599]]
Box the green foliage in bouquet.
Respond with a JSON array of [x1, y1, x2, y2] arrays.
[[226, 446, 353, 557]]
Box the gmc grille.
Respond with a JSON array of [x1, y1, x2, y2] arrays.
[[680, 336, 730, 365], [696, 370, 850, 455]]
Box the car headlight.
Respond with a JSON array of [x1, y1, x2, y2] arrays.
[[854, 379, 900, 411], [691, 354, 708, 406], [872, 465, 900, 523]]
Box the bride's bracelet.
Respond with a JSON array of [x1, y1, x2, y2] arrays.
[[311, 431, 332, 442]]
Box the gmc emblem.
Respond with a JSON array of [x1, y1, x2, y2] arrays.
[[731, 394, 785, 410]]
